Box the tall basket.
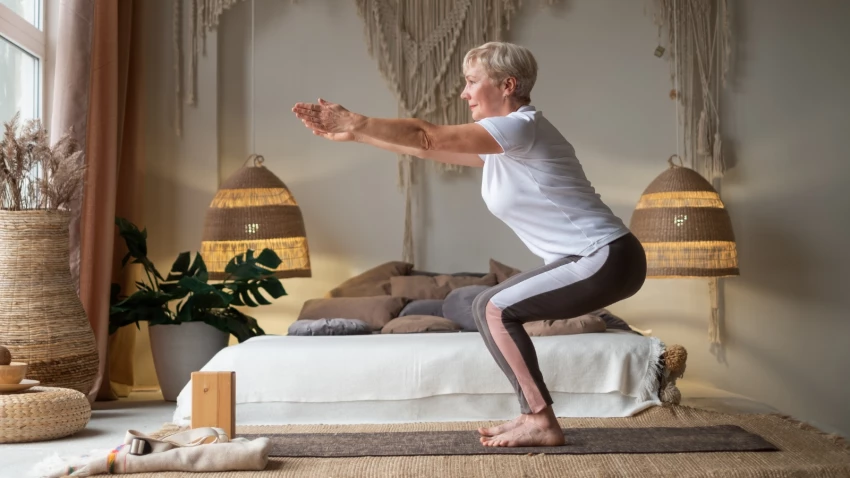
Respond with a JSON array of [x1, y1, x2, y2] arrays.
[[0, 210, 98, 394]]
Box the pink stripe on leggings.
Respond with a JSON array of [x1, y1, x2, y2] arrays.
[[485, 301, 548, 413]]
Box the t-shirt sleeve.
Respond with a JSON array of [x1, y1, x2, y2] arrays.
[[476, 113, 535, 155]]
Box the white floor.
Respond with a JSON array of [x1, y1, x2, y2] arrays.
[[1, 381, 779, 478]]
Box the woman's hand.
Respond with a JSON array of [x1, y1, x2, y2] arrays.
[[292, 98, 361, 142]]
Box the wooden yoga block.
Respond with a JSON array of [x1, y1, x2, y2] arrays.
[[191, 371, 235, 439]]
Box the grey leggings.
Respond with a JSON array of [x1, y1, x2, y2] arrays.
[[472, 233, 647, 414]]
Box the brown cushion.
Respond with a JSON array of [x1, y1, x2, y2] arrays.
[[490, 259, 522, 283], [523, 314, 607, 336], [297, 296, 409, 331], [390, 274, 496, 300], [382, 315, 462, 334], [326, 261, 413, 298]]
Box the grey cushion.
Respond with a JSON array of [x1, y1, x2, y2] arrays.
[[593, 309, 640, 334], [442, 285, 490, 332], [287, 318, 373, 336], [399, 299, 444, 318]]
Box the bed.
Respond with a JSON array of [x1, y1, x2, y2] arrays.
[[172, 330, 681, 425], [172, 260, 687, 426]]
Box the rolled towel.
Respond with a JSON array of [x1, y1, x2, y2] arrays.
[[32, 437, 270, 477]]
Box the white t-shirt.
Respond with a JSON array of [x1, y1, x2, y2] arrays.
[[476, 105, 630, 263]]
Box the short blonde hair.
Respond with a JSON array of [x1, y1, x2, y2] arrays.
[[463, 42, 538, 104]]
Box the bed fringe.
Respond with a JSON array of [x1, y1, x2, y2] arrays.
[[640, 337, 667, 403]]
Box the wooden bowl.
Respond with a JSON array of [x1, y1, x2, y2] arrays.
[[0, 362, 27, 385]]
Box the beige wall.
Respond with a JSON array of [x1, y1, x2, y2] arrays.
[[143, 0, 850, 436]]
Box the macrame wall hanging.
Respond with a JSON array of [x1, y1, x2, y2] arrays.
[[173, 0, 558, 264], [354, 0, 559, 263], [653, 0, 731, 180], [651, 0, 733, 347]]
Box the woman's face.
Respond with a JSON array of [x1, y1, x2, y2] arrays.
[[461, 61, 509, 121]]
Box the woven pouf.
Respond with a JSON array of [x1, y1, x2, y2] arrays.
[[0, 387, 92, 443]]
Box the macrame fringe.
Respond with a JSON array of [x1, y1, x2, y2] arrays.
[[711, 132, 724, 179], [653, 0, 730, 178], [708, 277, 721, 345], [696, 109, 708, 155], [639, 336, 667, 402]]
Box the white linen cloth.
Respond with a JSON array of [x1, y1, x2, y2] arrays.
[[173, 331, 664, 425]]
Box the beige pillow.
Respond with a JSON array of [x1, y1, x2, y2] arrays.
[[391, 274, 496, 300], [390, 276, 451, 300], [436, 273, 497, 289], [326, 261, 413, 298], [382, 315, 462, 334], [297, 296, 409, 331], [490, 259, 522, 283], [523, 314, 607, 337]]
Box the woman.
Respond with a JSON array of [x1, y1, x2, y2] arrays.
[[292, 42, 647, 448]]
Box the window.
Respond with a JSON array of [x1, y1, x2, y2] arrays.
[[1, 0, 45, 124]]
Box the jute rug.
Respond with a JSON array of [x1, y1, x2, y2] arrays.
[[140, 405, 850, 477], [239, 425, 777, 457]]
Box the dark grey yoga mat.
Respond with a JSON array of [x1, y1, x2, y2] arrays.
[[240, 425, 779, 457]]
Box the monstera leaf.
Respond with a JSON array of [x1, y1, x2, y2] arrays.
[[195, 308, 266, 343], [114, 217, 164, 282], [174, 276, 233, 322], [109, 288, 175, 334], [221, 249, 287, 307]]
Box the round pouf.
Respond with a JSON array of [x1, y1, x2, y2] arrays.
[[0, 387, 91, 443]]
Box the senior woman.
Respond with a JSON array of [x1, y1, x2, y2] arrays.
[[292, 42, 647, 448]]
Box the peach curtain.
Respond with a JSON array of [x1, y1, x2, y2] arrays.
[[50, 0, 145, 402]]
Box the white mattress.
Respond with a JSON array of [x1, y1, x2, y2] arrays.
[[173, 330, 664, 425]]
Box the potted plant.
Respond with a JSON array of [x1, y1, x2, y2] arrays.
[[109, 217, 286, 400], [0, 113, 98, 394]]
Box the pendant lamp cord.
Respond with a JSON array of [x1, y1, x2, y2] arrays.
[[251, 0, 256, 156], [673, 0, 680, 161]]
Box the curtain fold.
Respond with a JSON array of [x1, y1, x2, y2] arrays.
[[51, 0, 145, 402], [104, 0, 147, 398]]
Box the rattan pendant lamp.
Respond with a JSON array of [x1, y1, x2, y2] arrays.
[[630, 155, 739, 279], [200, 0, 311, 280]]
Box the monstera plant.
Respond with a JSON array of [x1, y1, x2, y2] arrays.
[[109, 217, 287, 399]]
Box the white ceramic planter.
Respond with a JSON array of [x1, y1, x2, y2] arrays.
[[149, 321, 229, 401]]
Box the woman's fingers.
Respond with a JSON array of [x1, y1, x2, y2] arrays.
[[293, 99, 350, 136]]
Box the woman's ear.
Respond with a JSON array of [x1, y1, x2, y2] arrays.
[[502, 77, 517, 97]]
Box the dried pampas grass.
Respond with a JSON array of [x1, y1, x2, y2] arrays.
[[0, 112, 85, 211]]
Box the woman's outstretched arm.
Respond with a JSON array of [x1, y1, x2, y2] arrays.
[[292, 99, 499, 166], [357, 135, 485, 167]]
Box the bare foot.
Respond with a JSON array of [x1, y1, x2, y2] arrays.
[[480, 421, 565, 447], [478, 415, 523, 437], [479, 406, 565, 447]]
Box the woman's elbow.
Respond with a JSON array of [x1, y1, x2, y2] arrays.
[[419, 128, 437, 152]]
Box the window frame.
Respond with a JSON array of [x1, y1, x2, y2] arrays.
[[0, 1, 46, 121]]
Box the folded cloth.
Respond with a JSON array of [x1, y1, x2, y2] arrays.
[[33, 436, 270, 477]]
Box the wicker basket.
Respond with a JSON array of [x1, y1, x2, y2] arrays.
[[0, 210, 99, 395], [0, 387, 91, 443]]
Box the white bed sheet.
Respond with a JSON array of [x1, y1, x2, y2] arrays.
[[173, 330, 664, 425]]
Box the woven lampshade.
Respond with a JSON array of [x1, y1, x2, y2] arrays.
[[629, 157, 739, 278], [201, 155, 311, 280]]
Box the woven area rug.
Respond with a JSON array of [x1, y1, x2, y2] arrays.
[[140, 406, 850, 477], [239, 425, 777, 457]]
